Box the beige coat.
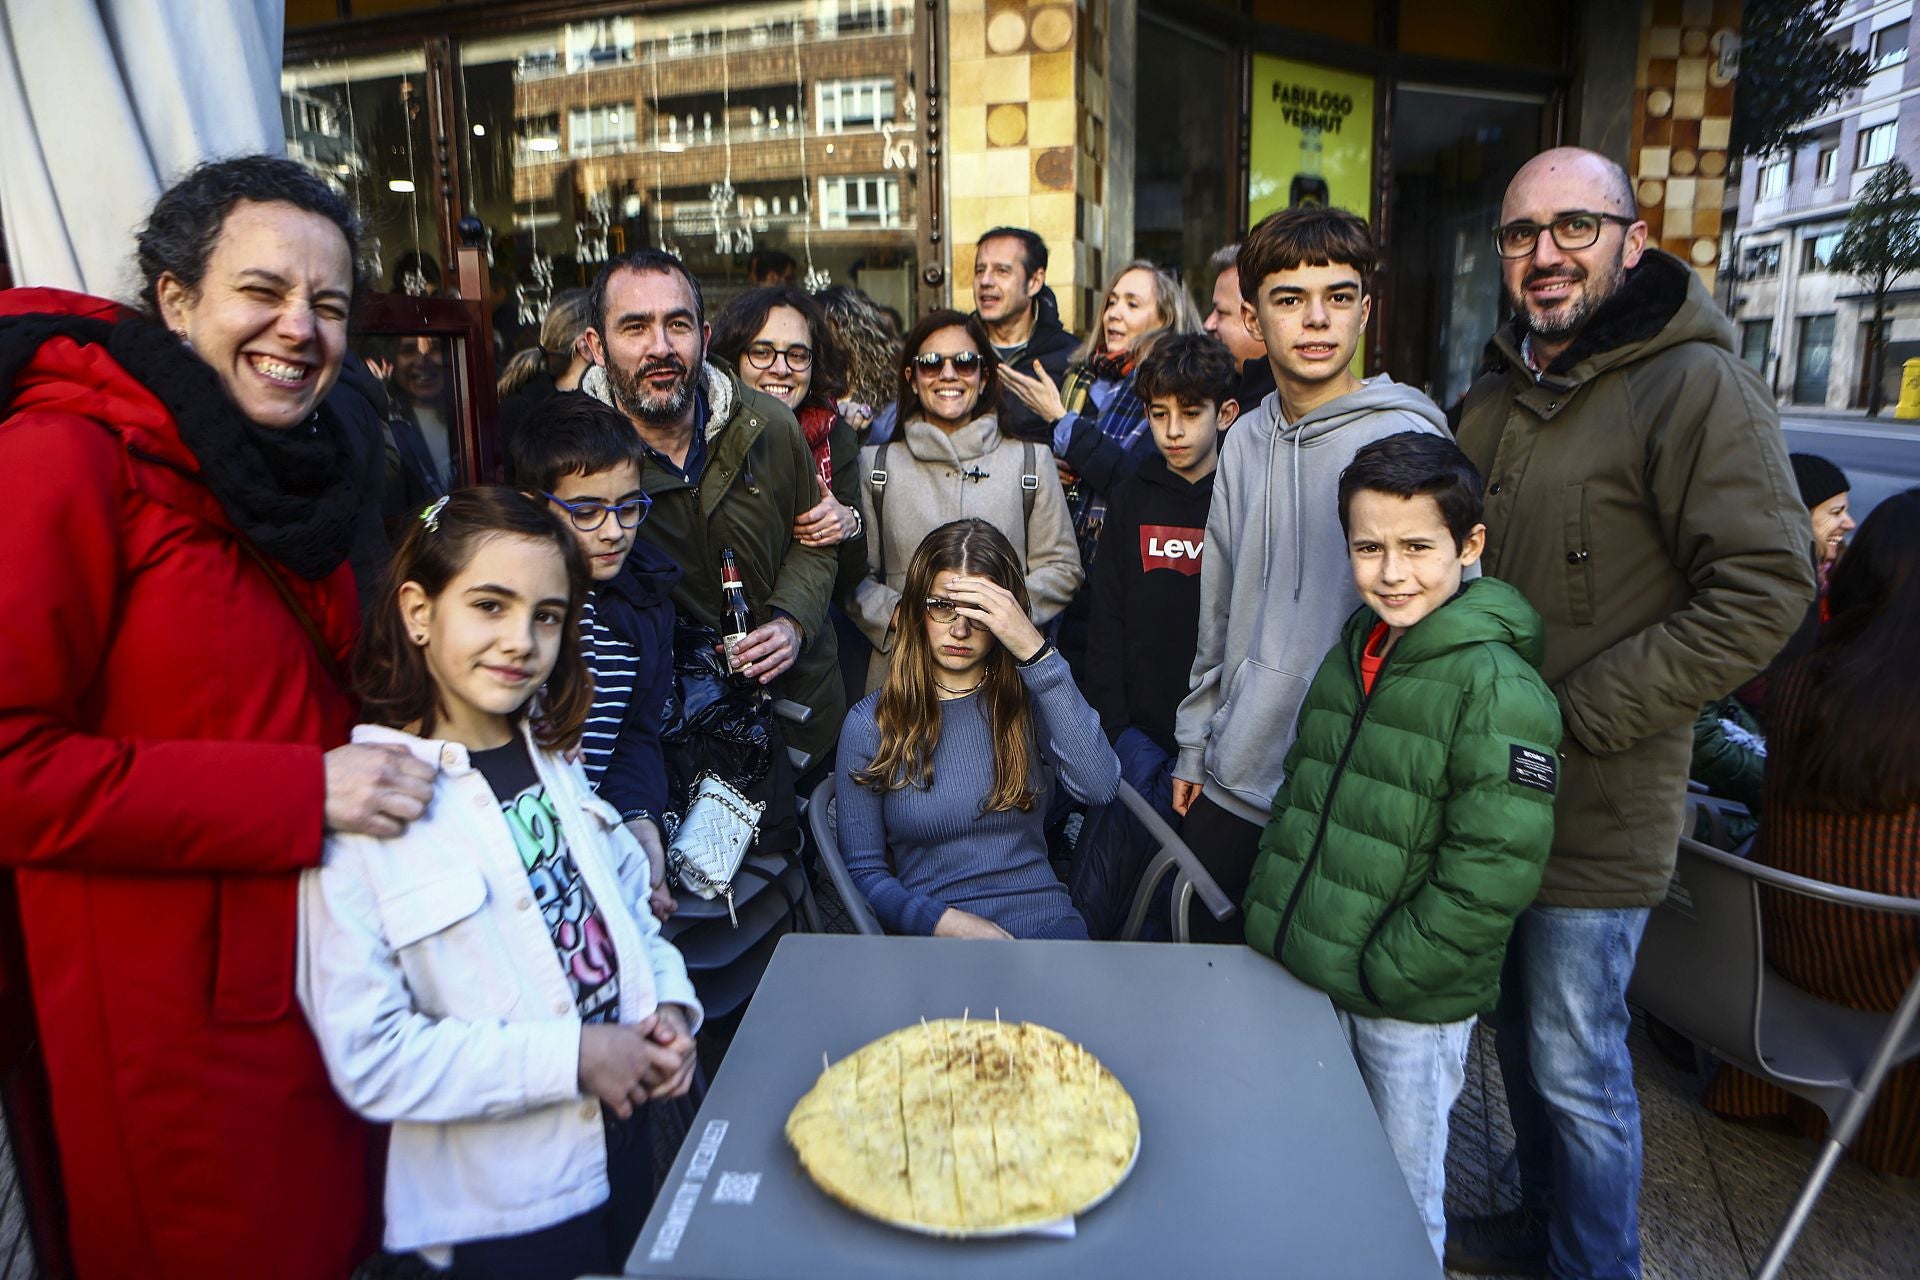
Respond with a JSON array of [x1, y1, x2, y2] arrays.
[[850, 413, 1082, 687]]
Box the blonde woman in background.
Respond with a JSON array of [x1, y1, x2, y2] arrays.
[[499, 288, 594, 452]]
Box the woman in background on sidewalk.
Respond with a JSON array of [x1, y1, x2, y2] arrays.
[[1703, 490, 1920, 1176]]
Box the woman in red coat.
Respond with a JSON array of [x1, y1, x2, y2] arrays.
[[0, 157, 435, 1278]]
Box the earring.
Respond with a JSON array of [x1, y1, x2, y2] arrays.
[[173, 329, 191, 350], [412, 633, 426, 645]]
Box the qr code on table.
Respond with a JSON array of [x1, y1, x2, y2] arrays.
[[711, 1171, 761, 1205]]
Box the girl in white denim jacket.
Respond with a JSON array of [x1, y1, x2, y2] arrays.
[[298, 489, 702, 1279]]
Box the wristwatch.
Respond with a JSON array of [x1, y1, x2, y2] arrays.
[[845, 504, 865, 540]]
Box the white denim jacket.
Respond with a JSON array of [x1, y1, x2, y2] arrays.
[[297, 722, 702, 1258]]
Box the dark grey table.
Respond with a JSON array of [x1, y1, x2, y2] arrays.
[[623, 934, 1438, 1279]]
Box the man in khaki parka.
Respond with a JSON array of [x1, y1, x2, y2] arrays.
[[1445, 149, 1814, 1280]]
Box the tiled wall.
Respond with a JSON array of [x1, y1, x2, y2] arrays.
[[1631, 0, 1742, 290], [947, 0, 1108, 332]]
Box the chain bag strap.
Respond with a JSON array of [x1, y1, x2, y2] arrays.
[[666, 772, 764, 926]]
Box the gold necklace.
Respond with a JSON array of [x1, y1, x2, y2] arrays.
[[932, 676, 985, 698]]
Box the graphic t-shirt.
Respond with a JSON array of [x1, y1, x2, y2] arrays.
[[471, 738, 622, 1024]]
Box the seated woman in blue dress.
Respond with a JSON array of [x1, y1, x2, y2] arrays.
[[835, 519, 1120, 939]]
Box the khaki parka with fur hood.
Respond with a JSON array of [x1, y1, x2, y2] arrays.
[[1455, 249, 1815, 908]]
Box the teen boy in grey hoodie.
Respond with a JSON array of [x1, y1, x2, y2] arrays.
[[1172, 206, 1450, 943]]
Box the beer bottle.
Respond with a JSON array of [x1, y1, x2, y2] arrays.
[[720, 547, 751, 674]]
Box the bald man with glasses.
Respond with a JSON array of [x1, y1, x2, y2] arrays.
[[1446, 147, 1814, 1279]]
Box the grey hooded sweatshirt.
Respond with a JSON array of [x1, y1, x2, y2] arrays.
[[1173, 375, 1450, 826]]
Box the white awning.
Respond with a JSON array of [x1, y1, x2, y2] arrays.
[[0, 0, 284, 296]]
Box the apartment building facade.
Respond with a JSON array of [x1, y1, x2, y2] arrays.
[[1727, 0, 1917, 409]]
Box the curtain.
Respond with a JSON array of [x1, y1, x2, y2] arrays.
[[0, 0, 284, 295]]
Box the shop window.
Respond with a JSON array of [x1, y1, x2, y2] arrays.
[[1132, 13, 1232, 315], [815, 78, 896, 134], [1801, 229, 1843, 272], [1871, 21, 1909, 72], [1743, 243, 1782, 279], [1758, 157, 1789, 199], [454, 3, 921, 334], [568, 103, 639, 155], [1857, 122, 1897, 169], [818, 176, 900, 228], [280, 49, 439, 295]]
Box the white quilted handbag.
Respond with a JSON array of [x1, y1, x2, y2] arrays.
[[666, 773, 764, 926]]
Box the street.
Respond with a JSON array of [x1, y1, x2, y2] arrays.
[[1778, 413, 1920, 520]]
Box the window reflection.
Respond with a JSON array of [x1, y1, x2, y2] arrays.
[[281, 51, 440, 297], [458, 1, 919, 346]]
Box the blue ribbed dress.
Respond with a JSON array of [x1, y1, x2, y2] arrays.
[[834, 650, 1120, 939]]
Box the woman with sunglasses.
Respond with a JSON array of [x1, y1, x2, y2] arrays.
[[511, 393, 683, 920], [849, 310, 1081, 690], [838, 520, 1119, 939]]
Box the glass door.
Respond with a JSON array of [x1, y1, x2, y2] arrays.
[[1383, 85, 1546, 411], [1794, 313, 1835, 406]]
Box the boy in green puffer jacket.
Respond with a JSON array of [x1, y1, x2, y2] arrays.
[[1243, 431, 1560, 1264]]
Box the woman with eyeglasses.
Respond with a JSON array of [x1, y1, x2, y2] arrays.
[[710, 286, 871, 701], [849, 310, 1082, 691], [837, 520, 1118, 939]]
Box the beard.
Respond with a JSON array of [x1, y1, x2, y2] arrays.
[[1511, 248, 1626, 341], [609, 350, 700, 423]]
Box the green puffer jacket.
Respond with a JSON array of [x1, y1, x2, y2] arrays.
[[1243, 577, 1562, 1024]]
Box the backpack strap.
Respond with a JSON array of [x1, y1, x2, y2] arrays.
[[1021, 440, 1039, 524], [867, 442, 892, 583]]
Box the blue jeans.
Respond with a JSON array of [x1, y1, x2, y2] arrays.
[[1337, 1010, 1475, 1264], [1494, 905, 1650, 1280]]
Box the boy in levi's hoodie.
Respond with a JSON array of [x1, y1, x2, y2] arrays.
[[1170, 205, 1451, 942], [1070, 334, 1235, 936]]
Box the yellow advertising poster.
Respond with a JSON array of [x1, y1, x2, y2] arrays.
[[1249, 56, 1376, 224]]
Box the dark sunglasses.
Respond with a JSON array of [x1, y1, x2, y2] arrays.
[[543, 490, 652, 532], [911, 350, 984, 375]]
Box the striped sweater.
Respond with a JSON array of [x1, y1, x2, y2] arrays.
[[576, 541, 680, 831]]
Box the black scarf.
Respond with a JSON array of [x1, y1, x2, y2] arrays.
[[0, 313, 361, 580]]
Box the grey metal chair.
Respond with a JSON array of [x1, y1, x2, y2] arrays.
[[1110, 781, 1238, 943], [1627, 824, 1920, 1280], [803, 777, 1235, 942]]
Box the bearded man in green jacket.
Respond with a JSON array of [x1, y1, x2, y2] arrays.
[[582, 250, 845, 778], [1445, 148, 1815, 1280]]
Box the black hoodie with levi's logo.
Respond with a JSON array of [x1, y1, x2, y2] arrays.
[[1084, 449, 1216, 756]]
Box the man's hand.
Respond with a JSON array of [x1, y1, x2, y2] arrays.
[[578, 1023, 655, 1119], [933, 908, 1014, 940], [1171, 777, 1203, 817], [1000, 358, 1069, 424], [730, 616, 803, 684], [323, 744, 437, 837]]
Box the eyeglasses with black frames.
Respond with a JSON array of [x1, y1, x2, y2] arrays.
[[911, 350, 984, 375], [1492, 211, 1637, 259], [543, 490, 652, 532], [743, 342, 813, 372]]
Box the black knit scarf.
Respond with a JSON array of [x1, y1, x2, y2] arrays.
[[0, 313, 361, 580]]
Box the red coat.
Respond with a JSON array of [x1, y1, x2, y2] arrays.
[[0, 289, 371, 1278]]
